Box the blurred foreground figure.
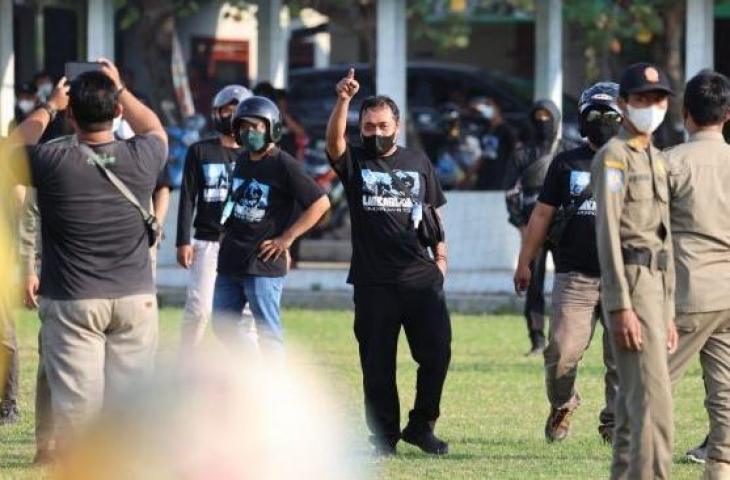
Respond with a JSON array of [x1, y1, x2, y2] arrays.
[[55, 350, 366, 480]]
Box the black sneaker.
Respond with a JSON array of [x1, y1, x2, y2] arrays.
[[0, 401, 20, 425], [685, 435, 708, 464], [372, 443, 396, 458], [401, 424, 449, 455], [526, 334, 546, 357], [598, 424, 613, 444]]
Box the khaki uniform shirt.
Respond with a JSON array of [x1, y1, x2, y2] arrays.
[[591, 128, 674, 312], [18, 187, 40, 277], [667, 130, 730, 313]]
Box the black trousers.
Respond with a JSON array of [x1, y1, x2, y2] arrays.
[[525, 246, 548, 343], [353, 282, 452, 447]]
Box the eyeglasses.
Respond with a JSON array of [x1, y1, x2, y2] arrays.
[[585, 110, 622, 122]]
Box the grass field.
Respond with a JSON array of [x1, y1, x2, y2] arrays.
[[0, 308, 709, 479]]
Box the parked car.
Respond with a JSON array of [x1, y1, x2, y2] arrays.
[[287, 62, 581, 153]]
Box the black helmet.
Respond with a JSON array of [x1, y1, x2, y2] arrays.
[[211, 85, 252, 135], [232, 96, 283, 145], [579, 82, 620, 114]]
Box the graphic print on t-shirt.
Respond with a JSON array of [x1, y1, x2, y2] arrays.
[[569, 170, 596, 216], [202, 163, 230, 202], [361, 168, 420, 212], [231, 177, 270, 223]]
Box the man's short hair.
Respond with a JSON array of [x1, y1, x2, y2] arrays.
[[69, 71, 118, 132], [359, 95, 400, 124], [684, 70, 730, 127]]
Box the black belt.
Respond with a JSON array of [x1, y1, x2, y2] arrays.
[[622, 247, 669, 271]]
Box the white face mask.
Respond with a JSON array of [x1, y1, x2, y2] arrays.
[[626, 104, 667, 134], [18, 99, 35, 113], [37, 82, 53, 101]]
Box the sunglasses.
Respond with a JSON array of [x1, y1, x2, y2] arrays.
[[585, 110, 622, 122]]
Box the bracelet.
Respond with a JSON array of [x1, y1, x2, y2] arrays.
[[435, 254, 448, 262], [115, 85, 127, 97], [38, 102, 57, 121]]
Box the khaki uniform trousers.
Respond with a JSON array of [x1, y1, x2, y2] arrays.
[[607, 265, 673, 480], [669, 309, 730, 479]]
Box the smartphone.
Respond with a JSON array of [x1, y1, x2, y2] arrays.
[[65, 62, 104, 81]]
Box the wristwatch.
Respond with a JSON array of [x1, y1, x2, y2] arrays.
[[38, 102, 57, 122]]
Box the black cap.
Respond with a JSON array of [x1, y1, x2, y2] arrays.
[[619, 62, 674, 97]]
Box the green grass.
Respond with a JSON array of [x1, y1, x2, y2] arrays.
[[0, 308, 708, 479]]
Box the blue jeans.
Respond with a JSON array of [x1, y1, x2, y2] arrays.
[[212, 274, 285, 354]]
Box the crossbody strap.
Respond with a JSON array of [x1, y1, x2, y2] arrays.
[[79, 143, 155, 223], [561, 185, 593, 220]]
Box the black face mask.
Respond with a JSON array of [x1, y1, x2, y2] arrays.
[[213, 114, 233, 135], [533, 119, 555, 144], [362, 134, 396, 157], [583, 120, 620, 148]]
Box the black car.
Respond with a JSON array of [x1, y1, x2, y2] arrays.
[[287, 62, 581, 149]]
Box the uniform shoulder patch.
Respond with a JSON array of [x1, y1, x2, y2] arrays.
[[606, 168, 624, 193]]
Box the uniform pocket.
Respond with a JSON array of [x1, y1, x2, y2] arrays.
[[626, 180, 653, 201]]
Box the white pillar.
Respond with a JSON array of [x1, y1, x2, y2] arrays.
[[256, 0, 289, 88], [534, 0, 563, 116], [376, 0, 407, 146], [686, 0, 714, 79], [0, 0, 14, 136], [87, 0, 115, 61], [313, 32, 330, 69]]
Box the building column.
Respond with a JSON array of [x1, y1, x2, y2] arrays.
[[534, 0, 563, 116], [87, 0, 115, 61], [686, 0, 714, 79], [312, 32, 331, 69], [376, 0, 407, 146], [256, 0, 289, 88], [0, 0, 14, 136]]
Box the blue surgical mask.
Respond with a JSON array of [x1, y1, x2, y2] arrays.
[[240, 130, 267, 152]]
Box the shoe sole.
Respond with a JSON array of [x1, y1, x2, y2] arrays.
[[401, 436, 448, 455], [685, 453, 706, 464]]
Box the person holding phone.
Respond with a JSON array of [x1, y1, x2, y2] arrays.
[[8, 59, 168, 451]]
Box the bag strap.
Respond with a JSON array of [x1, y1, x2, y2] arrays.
[[560, 185, 593, 221], [79, 143, 156, 223]]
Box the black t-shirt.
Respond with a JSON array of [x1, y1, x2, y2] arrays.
[[217, 148, 324, 278], [331, 145, 447, 288], [538, 144, 599, 276], [27, 134, 167, 300], [176, 137, 242, 245], [475, 123, 517, 190]]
